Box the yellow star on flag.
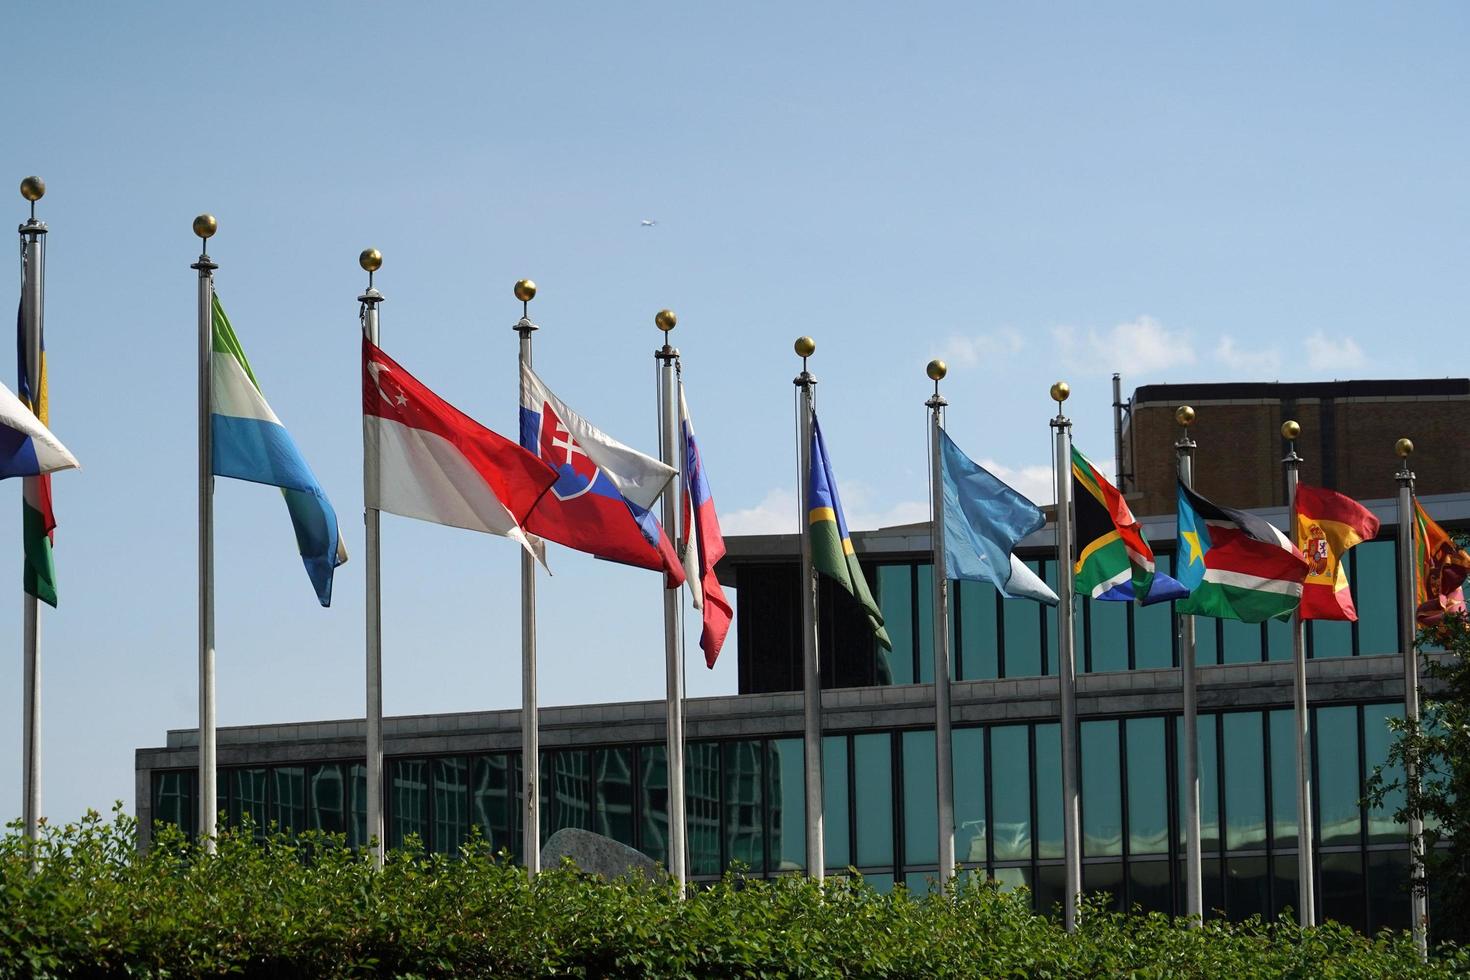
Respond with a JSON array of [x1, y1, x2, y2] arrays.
[[1182, 529, 1204, 565]]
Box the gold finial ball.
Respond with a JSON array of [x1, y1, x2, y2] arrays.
[[655, 309, 677, 332], [359, 248, 382, 273], [1050, 380, 1070, 403], [794, 336, 816, 358], [192, 213, 217, 240], [1175, 405, 1196, 427], [1396, 437, 1415, 458], [1281, 420, 1301, 441], [514, 279, 537, 303], [19, 176, 44, 202]]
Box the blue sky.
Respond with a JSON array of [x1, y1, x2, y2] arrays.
[[1, 3, 1466, 821]]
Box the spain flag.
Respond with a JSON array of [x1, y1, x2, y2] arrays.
[[1294, 484, 1380, 621]]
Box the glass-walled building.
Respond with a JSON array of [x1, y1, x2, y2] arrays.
[[137, 493, 1469, 931]]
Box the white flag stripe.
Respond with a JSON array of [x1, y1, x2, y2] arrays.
[[1006, 554, 1060, 604], [678, 383, 703, 608], [211, 353, 280, 425], [1200, 567, 1303, 596], [0, 381, 78, 473]]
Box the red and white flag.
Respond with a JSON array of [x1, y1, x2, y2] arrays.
[[679, 383, 731, 666], [363, 338, 556, 559]]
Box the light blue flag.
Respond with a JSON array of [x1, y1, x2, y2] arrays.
[[940, 429, 1058, 605]]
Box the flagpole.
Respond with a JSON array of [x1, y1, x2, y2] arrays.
[[18, 176, 46, 849], [1394, 437, 1429, 956], [514, 280, 541, 877], [1282, 419, 1315, 926], [359, 249, 385, 866], [191, 214, 219, 852], [1174, 405, 1204, 924], [794, 336, 824, 881], [654, 309, 687, 888], [1050, 381, 1081, 932], [926, 360, 955, 884]]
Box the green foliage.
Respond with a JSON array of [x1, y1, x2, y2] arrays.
[[1, 806, 1463, 978]]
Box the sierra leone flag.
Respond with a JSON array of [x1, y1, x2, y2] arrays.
[[1175, 481, 1307, 622]]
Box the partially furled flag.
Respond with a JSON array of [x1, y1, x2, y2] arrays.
[[1413, 498, 1470, 628], [520, 364, 685, 586], [679, 383, 732, 666], [17, 300, 59, 606], [1294, 484, 1380, 621], [939, 429, 1056, 604], [0, 380, 78, 479], [1072, 447, 1187, 605], [212, 296, 348, 605], [1175, 481, 1308, 622], [364, 339, 556, 559], [809, 414, 891, 654]]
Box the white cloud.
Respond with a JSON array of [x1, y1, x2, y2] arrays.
[[720, 485, 929, 536], [1213, 335, 1282, 375], [941, 327, 1025, 368], [721, 487, 798, 535], [1304, 331, 1366, 373], [1055, 315, 1196, 373]]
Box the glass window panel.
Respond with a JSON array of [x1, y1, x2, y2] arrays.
[[1129, 859, 1173, 914], [991, 725, 1032, 862], [433, 757, 469, 855], [272, 766, 307, 836], [1133, 555, 1173, 670], [551, 751, 591, 834], [388, 760, 426, 849], [1356, 541, 1398, 655], [853, 733, 893, 868], [1005, 561, 1043, 678], [916, 564, 934, 684], [1177, 713, 1220, 852], [639, 745, 669, 867], [768, 739, 804, 873], [878, 565, 915, 685], [1366, 849, 1410, 934], [229, 768, 268, 838], [1082, 861, 1124, 912], [1222, 620, 1262, 664], [1222, 713, 1266, 851], [822, 735, 850, 870], [1195, 617, 1219, 666], [686, 743, 723, 876], [904, 869, 940, 895], [1271, 852, 1300, 922], [993, 864, 1030, 895], [472, 754, 517, 856], [957, 581, 999, 680], [953, 728, 986, 869], [1126, 717, 1168, 855], [1311, 556, 1353, 657], [1035, 723, 1063, 860], [348, 764, 368, 849], [723, 741, 764, 872], [593, 747, 635, 847], [309, 764, 347, 837], [1265, 615, 1294, 663], [902, 730, 937, 868], [1362, 703, 1405, 843], [1224, 855, 1269, 922], [1032, 864, 1063, 919], [1043, 561, 1060, 676], [1315, 706, 1362, 846], [863, 873, 895, 894], [1320, 851, 1366, 931], [1081, 720, 1122, 857], [1268, 709, 1299, 850], [1087, 599, 1129, 674], [152, 771, 195, 837]]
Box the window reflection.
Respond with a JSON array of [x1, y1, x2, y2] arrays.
[[1316, 706, 1362, 846], [822, 735, 850, 871], [1126, 717, 1168, 855], [1081, 720, 1122, 857], [152, 770, 195, 836], [1087, 599, 1128, 674], [1222, 713, 1265, 851], [638, 745, 669, 867], [724, 741, 764, 871], [953, 728, 986, 867], [472, 754, 516, 855], [389, 759, 427, 849], [990, 725, 1032, 862], [767, 739, 804, 872], [593, 747, 634, 846], [957, 581, 998, 680], [902, 730, 937, 867], [231, 768, 268, 837], [1355, 542, 1398, 654], [309, 764, 346, 836], [433, 757, 468, 854], [877, 565, 915, 684], [272, 766, 306, 835], [853, 733, 893, 868]]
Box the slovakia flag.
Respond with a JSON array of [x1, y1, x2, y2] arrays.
[[679, 383, 732, 667], [520, 364, 685, 586]]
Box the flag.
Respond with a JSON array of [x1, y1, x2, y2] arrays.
[[1175, 481, 1308, 622], [938, 428, 1056, 604], [519, 364, 684, 586], [1072, 447, 1188, 605], [1413, 498, 1470, 628], [364, 339, 557, 559], [679, 383, 732, 666], [1294, 484, 1380, 621], [0, 380, 78, 479], [17, 300, 59, 605], [211, 296, 348, 605], [809, 414, 891, 653]]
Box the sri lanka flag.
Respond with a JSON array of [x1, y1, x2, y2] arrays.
[[679, 383, 731, 667], [520, 364, 684, 586], [1413, 498, 1470, 628], [211, 296, 347, 606], [1294, 484, 1379, 621], [1175, 481, 1307, 622], [1072, 447, 1187, 605], [17, 300, 61, 606]]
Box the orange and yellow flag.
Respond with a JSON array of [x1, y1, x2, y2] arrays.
[[1294, 484, 1380, 621], [1413, 498, 1470, 627]]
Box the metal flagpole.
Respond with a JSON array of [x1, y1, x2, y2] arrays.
[[1174, 406, 1203, 923], [1394, 437, 1429, 956], [1282, 419, 1315, 926], [654, 309, 688, 888], [513, 280, 541, 877], [18, 176, 46, 849], [794, 336, 823, 881], [359, 248, 385, 866], [1050, 381, 1081, 932], [192, 214, 219, 851], [926, 360, 955, 884]]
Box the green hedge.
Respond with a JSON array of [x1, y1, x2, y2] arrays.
[[1, 807, 1463, 978]]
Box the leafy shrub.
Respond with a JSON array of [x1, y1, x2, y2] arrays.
[[0, 806, 1463, 978]]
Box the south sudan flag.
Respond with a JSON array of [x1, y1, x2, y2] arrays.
[[1175, 481, 1307, 622]]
